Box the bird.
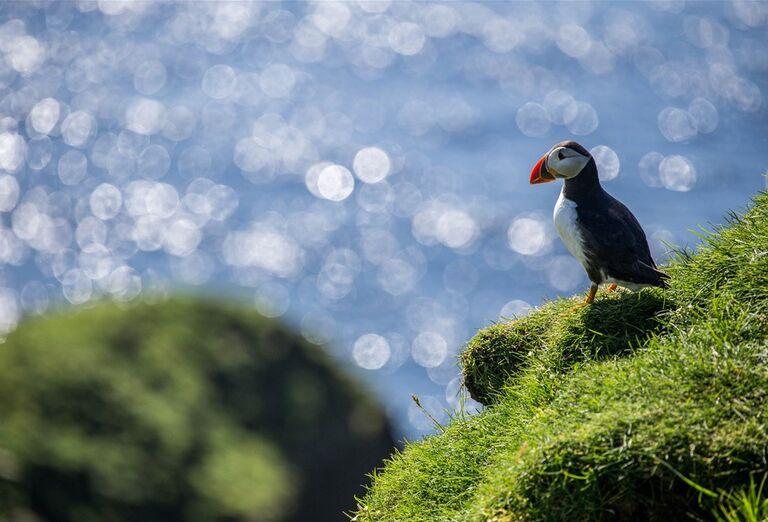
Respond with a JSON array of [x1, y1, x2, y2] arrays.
[[529, 140, 668, 305]]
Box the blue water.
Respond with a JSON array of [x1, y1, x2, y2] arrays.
[[0, 1, 766, 438]]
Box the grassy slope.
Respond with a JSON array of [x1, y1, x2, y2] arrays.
[[355, 192, 768, 521]]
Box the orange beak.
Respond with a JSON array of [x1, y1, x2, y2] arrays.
[[530, 154, 556, 185]]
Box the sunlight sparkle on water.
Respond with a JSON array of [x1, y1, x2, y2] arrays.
[[591, 145, 620, 181], [353, 333, 392, 370], [0, 1, 763, 436], [353, 147, 391, 184], [507, 216, 550, 256], [660, 155, 697, 192], [411, 332, 448, 368]]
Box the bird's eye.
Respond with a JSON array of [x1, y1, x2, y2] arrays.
[[557, 150, 565, 160]]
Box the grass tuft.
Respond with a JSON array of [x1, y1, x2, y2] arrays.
[[715, 475, 768, 522], [355, 191, 768, 521]]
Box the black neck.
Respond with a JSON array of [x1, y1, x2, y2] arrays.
[[562, 158, 603, 202]]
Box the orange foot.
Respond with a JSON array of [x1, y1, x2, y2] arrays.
[[572, 283, 599, 311], [608, 283, 618, 293], [584, 283, 598, 304]]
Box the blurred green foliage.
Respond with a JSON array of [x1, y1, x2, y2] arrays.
[[0, 297, 394, 521]]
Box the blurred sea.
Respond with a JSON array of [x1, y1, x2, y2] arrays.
[[0, 0, 766, 437]]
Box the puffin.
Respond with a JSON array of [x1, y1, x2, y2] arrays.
[[529, 140, 668, 304]]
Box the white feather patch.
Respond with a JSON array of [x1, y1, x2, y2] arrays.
[[553, 189, 589, 269]]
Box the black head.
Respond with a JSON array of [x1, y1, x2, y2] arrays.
[[530, 141, 593, 185]]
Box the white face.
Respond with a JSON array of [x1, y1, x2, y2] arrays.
[[546, 146, 590, 179]]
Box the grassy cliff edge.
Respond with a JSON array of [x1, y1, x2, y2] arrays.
[[355, 191, 768, 521]]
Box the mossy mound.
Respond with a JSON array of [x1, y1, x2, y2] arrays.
[[355, 191, 768, 521], [461, 290, 669, 405], [0, 297, 394, 522]]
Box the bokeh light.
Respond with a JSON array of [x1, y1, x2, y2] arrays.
[[353, 333, 392, 370], [353, 147, 391, 184], [638, 151, 665, 188], [499, 299, 532, 319], [317, 164, 355, 201], [507, 216, 551, 256], [516, 103, 550, 137], [659, 155, 697, 192], [411, 332, 448, 368], [0, 1, 762, 438], [590, 145, 620, 181]]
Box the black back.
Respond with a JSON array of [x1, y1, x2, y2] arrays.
[[563, 159, 668, 287]]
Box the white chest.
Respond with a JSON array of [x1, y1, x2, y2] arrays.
[[553, 191, 588, 268]]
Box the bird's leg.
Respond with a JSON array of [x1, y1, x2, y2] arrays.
[[607, 283, 618, 293], [584, 283, 598, 304]]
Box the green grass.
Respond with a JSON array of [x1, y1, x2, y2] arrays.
[[715, 475, 768, 522], [354, 191, 768, 521]]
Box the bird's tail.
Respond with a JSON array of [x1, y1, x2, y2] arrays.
[[638, 259, 670, 289], [655, 269, 670, 289]]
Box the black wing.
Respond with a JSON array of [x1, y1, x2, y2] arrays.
[[576, 194, 668, 287]]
